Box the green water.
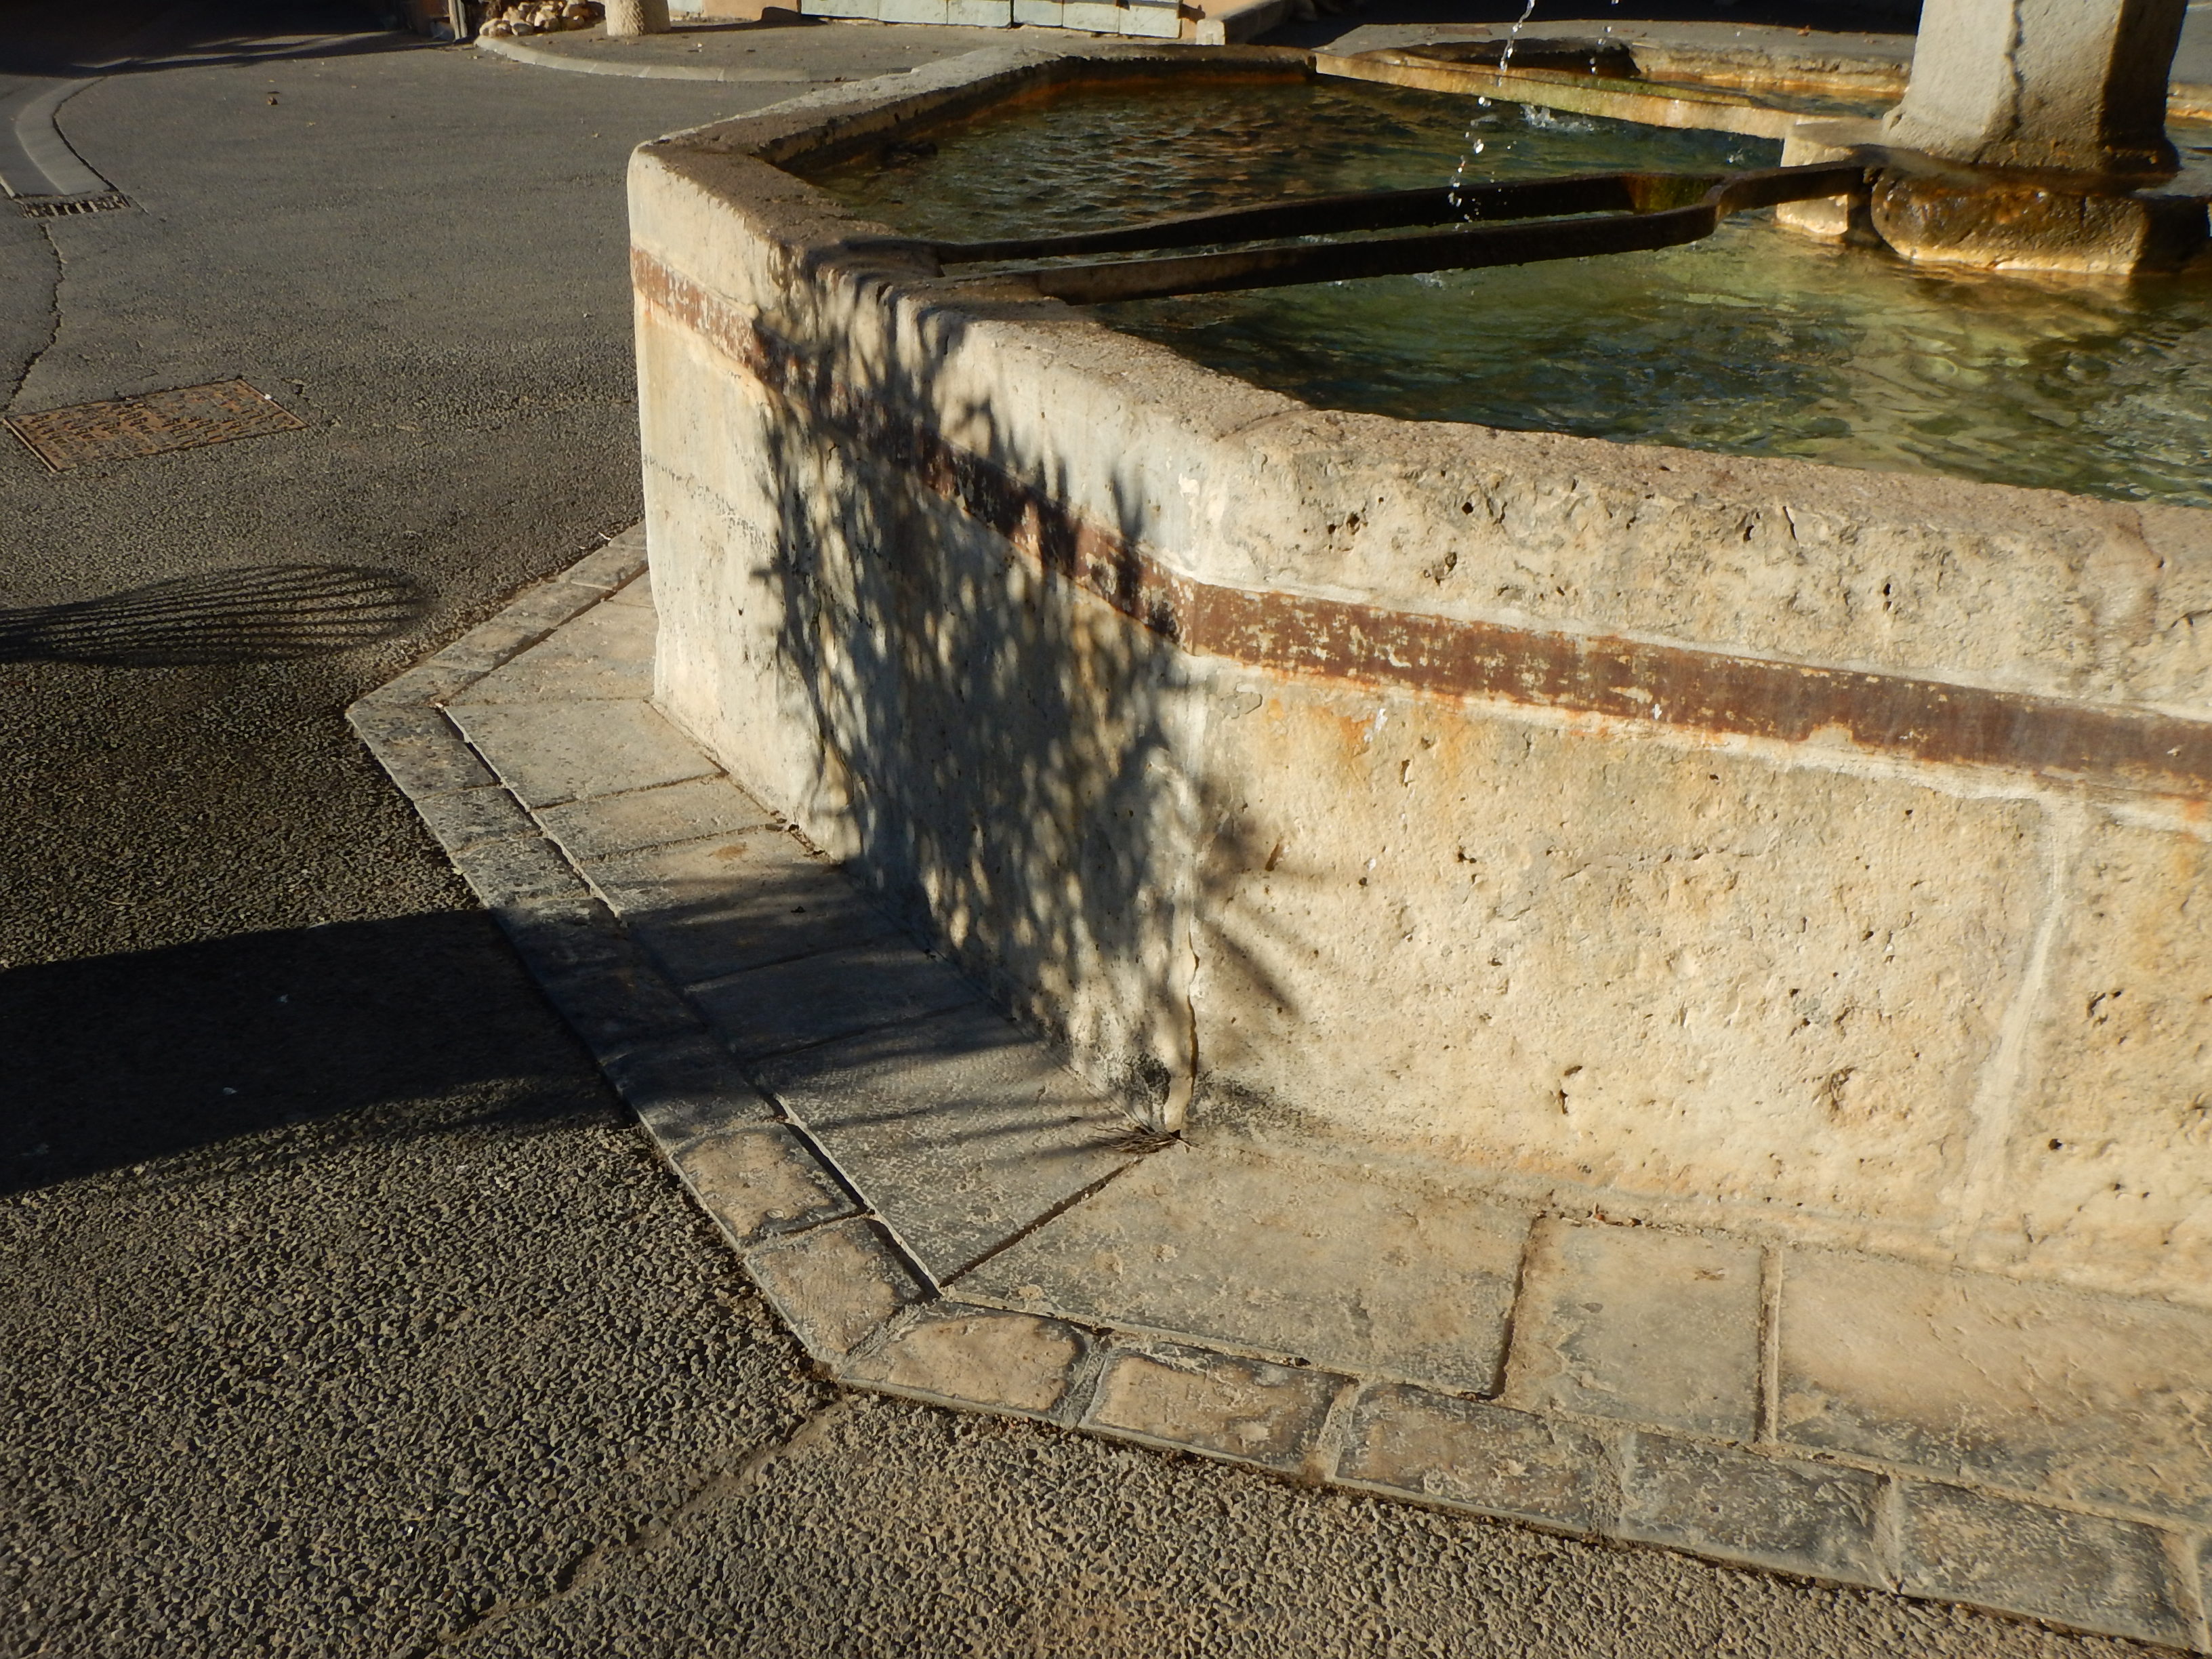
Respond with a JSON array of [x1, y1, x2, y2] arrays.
[[804, 80, 2212, 509]]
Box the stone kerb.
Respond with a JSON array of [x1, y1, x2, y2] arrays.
[[628, 47, 2212, 1309]]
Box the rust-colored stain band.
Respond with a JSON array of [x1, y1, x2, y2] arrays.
[[636, 249, 2212, 800]]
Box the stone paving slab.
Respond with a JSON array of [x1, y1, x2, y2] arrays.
[[842, 1303, 1090, 1418], [410, 782, 539, 858], [602, 1029, 783, 1143], [691, 937, 985, 1061], [1618, 1433, 1887, 1587], [1504, 1219, 1763, 1442], [1900, 1481, 2200, 1650], [745, 1216, 931, 1361], [586, 827, 905, 984], [1086, 1342, 1347, 1474], [1778, 1249, 2212, 1525], [962, 1137, 1525, 1395], [1336, 1382, 1615, 1534], [536, 773, 779, 864], [447, 697, 718, 808], [448, 596, 657, 703], [348, 528, 2212, 1655], [670, 1122, 860, 1248], [754, 1002, 1139, 1280]]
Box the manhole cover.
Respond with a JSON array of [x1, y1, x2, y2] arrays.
[[4, 379, 307, 472], [16, 192, 131, 219]]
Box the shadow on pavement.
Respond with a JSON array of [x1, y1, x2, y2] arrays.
[[0, 564, 424, 665], [1, 910, 613, 1197], [0, 0, 439, 80]]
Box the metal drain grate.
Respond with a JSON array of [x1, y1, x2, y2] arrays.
[[5, 379, 307, 472], [16, 192, 131, 219]]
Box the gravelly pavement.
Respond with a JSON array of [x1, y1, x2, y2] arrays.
[[0, 3, 2158, 1654]]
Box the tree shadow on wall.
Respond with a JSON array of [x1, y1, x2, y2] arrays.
[[754, 275, 1291, 1132]]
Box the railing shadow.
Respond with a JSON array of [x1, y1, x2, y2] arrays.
[[0, 565, 424, 666]]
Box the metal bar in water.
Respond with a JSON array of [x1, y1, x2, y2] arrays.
[[984, 162, 1868, 305], [926, 173, 1677, 264]]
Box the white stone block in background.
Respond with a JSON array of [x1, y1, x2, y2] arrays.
[[1058, 0, 1123, 30], [1120, 0, 1181, 37]]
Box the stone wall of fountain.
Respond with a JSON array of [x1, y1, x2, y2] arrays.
[[629, 46, 2212, 1311]]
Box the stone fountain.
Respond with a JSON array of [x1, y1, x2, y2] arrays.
[[614, 12, 2212, 1645]]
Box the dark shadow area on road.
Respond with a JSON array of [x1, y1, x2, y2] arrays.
[[0, 0, 438, 81], [0, 564, 424, 665], [1, 909, 612, 1196]]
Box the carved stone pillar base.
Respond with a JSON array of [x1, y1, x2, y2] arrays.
[[1869, 169, 2209, 276]]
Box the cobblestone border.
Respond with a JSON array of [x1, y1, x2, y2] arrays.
[[352, 531, 2212, 1655]]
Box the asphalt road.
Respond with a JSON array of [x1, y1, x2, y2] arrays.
[[0, 5, 2155, 1656]]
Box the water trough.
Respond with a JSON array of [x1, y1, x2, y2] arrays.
[[627, 31, 2212, 1643]]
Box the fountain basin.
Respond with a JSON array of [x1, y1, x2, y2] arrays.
[[631, 45, 2212, 1308]]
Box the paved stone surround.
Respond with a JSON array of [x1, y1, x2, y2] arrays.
[[352, 532, 2212, 1653]]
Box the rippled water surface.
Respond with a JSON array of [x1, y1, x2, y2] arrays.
[[804, 79, 2212, 508]]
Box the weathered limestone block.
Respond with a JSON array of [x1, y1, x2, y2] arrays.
[[1185, 415, 2212, 717], [1778, 1249, 2212, 1523], [843, 1305, 1085, 1415], [1618, 1434, 1886, 1585], [1335, 1383, 1614, 1530], [1086, 1343, 1345, 1471], [744, 1217, 929, 1360], [1899, 1480, 2198, 1647], [1192, 687, 2048, 1236], [1988, 813, 2212, 1306], [1870, 169, 2209, 277]]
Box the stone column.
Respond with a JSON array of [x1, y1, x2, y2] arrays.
[[604, 0, 671, 33], [1881, 0, 2185, 176]]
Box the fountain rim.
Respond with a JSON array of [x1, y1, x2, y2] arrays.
[[635, 39, 2212, 700]]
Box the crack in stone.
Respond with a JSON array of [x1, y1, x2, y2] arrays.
[[5, 218, 64, 413], [409, 1395, 859, 1654]]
